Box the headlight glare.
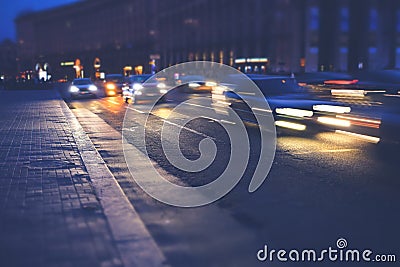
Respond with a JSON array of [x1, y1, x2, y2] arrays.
[[106, 83, 116, 90], [89, 85, 97, 91], [70, 85, 79, 93], [157, 82, 166, 89], [133, 83, 143, 90]]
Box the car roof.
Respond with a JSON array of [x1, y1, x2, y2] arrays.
[[72, 78, 91, 82], [129, 74, 152, 78]]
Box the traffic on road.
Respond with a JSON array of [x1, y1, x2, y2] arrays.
[[53, 69, 400, 266]]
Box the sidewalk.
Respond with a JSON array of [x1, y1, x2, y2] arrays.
[[0, 89, 123, 267]]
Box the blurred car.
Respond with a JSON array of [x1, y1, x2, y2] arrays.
[[104, 74, 127, 96], [295, 71, 355, 85], [161, 81, 216, 103], [378, 93, 400, 150], [123, 74, 169, 103], [215, 75, 371, 135], [69, 78, 98, 98]]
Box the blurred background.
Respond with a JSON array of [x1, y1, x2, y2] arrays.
[[1, 0, 400, 81]]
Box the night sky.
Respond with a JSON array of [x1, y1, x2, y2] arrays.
[[1, 0, 79, 42]]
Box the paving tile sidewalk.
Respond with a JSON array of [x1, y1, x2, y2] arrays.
[[0, 89, 123, 267]]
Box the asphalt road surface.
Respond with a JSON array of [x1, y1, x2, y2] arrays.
[[60, 87, 399, 267]]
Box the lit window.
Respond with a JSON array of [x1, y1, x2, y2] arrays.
[[310, 47, 319, 54], [309, 7, 319, 30], [340, 7, 349, 32], [369, 47, 377, 54]]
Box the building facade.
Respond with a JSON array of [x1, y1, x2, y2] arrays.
[[0, 39, 17, 78], [15, 0, 157, 78], [14, 0, 400, 79]]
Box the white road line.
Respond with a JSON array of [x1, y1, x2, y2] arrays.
[[126, 106, 215, 140], [127, 106, 145, 113], [161, 118, 215, 140], [107, 99, 121, 105], [292, 148, 358, 155]]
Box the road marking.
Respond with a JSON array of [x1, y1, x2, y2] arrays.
[[161, 118, 215, 140], [183, 102, 212, 109], [320, 148, 359, 153], [292, 148, 359, 155], [127, 106, 145, 113], [107, 99, 121, 105], [126, 106, 215, 140]]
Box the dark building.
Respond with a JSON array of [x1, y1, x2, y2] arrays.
[[0, 39, 18, 77], [14, 0, 400, 79], [157, 0, 304, 73], [15, 0, 157, 79]]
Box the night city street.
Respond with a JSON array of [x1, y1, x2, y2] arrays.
[[1, 0, 400, 267]]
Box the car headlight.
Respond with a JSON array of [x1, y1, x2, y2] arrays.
[[106, 83, 116, 90], [159, 89, 168, 94], [89, 85, 97, 91], [134, 90, 142, 95], [70, 85, 79, 93], [133, 83, 143, 90], [189, 83, 201, 88], [157, 82, 166, 89], [205, 81, 217, 87]]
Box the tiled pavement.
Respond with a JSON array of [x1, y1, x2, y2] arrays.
[[0, 90, 123, 267]]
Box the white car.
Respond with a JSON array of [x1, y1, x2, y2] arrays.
[[123, 74, 168, 104], [69, 78, 98, 99]]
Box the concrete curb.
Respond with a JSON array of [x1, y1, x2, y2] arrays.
[[58, 97, 168, 267]]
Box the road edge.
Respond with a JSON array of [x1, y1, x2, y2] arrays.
[[58, 97, 168, 267]]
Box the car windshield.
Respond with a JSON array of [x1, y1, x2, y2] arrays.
[[73, 79, 92, 85], [106, 75, 125, 83], [129, 75, 152, 83]]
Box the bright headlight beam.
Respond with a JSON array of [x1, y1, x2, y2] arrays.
[[335, 130, 380, 144], [251, 107, 273, 113], [336, 115, 381, 128], [275, 121, 306, 131], [275, 108, 313, 118], [106, 83, 116, 90], [317, 116, 351, 127], [89, 85, 97, 91], [133, 83, 143, 90], [313, 105, 351, 114], [70, 86, 79, 92], [331, 89, 365, 97], [205, 81, 217, 87], [189, 83, 201, 88], [157, 82, 166, 89]]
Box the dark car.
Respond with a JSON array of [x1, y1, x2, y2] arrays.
[[217, 75, 375, 136], [69, 78, 98, 98], [104, 74, 127, 96]]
